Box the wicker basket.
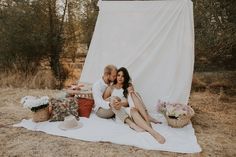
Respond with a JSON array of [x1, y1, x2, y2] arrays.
[[33, 106, 50, 122], [165, 114, 192, 128]]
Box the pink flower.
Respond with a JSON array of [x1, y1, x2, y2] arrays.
[[157, 100, 194, 118]]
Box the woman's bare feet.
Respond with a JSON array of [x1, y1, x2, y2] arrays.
[[150, 132, 165, 144]]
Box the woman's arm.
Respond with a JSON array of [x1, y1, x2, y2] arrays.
[[103, 86, 112, 100]]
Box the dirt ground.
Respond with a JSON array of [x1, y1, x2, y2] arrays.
[[0, 88, 235, 157]]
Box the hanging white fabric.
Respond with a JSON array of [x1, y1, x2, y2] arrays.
[[80, 0, 194, 113]]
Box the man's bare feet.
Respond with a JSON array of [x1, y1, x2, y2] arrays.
[[129, 123, 145, 132]]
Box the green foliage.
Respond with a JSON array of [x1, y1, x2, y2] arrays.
[[0, 0, 49, 72], [70, 0, 99, 47], [0, 0, 69, 88], [79, 0, 99, 47], [193, 0, 236, 71]]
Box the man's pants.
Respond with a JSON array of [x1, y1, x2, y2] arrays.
[[96, 107, 129, 123]]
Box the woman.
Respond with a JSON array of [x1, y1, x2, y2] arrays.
[[103, 67, 165, 144]]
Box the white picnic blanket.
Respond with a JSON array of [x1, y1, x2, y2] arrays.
[[14, 112, 201, 153]]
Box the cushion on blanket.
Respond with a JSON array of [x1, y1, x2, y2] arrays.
[[77, 98, 94, 118], [50, 98, 79, 121]]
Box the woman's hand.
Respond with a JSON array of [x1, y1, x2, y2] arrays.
[[127, 85, 135, 93], [111, 98, 122, 110]]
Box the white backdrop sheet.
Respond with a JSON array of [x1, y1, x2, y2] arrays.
[[80, 0, 194, 113]]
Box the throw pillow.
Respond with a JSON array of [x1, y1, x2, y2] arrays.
[[49, 98, 79, 122], [77, 98, 94, 118]]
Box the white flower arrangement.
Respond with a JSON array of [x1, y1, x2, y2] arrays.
[[20, 96, 49, 112]]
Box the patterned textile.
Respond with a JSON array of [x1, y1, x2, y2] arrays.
[[49, 98, 79, 122]]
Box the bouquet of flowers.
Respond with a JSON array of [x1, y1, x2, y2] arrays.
[[157, 100, 194, 128], [20, 96, 49, 112]]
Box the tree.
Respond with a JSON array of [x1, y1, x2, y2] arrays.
[[0, 0, 70, 88], [46, 0, 68, 88], [75, 0, 99, 47], [0, 0, 49, 72], [193, 0, 236, 71]]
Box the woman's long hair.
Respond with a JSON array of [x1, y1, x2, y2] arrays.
[[113, 67, 131, 98]]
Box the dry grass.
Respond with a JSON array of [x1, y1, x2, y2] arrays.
[[191, 77, 207, 92], [0, 70, 57, 89], [192, 71, 236, 95], [189, 90, 236, 157], [0, 59, 82, 89], [62, 63, 81, 87], [0, 88, 235, 157]]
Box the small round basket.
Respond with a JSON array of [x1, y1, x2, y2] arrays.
[[165, 114, 192, 128], [33, 106, 50, 122]]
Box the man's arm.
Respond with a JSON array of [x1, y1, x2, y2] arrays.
[[92, 83, 110, 110]]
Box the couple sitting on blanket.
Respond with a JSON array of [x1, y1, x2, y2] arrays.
[[93, 65, 165, 144]]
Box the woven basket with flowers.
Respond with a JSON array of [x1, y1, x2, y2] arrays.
[[157, 100, 195, 128], [21, 96, 50, 122]]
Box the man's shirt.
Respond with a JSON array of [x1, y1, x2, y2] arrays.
[[92, 78, 110, 112]]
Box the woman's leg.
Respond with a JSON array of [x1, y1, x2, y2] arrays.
[[132, 92, 161, 124], [125, 118, 145, 132], [129, 92, 152, 126], [111, 106, 144, 132], [130, 108, 165, 144]]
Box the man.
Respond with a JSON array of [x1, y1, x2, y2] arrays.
[[92, 64, 122, 118], [92, 65, 144, 131]]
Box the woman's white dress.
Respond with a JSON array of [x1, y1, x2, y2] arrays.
[[111, 88, 135, 117]]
